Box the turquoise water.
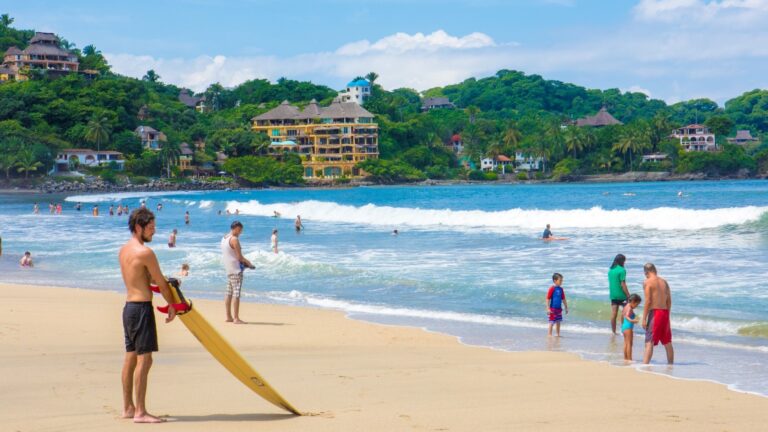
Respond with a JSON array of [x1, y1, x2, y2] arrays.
[[1, 180, 768, 395]]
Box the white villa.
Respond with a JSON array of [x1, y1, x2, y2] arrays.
[[515, 152, 544, 171], [672, 124, 717, 152], [52, 149, 125, 173], [338, 78, 371, 105], [481, 155, 513, 173]]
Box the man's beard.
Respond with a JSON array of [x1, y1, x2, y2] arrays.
[[141, 233, 153, 243]]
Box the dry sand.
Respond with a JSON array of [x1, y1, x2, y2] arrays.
[[1, 282, 766, 431]]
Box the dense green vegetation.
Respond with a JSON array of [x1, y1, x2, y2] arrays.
[[0, 16, 766, 185]]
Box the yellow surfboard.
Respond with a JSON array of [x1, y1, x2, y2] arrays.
[[163, 279, 301, 415]]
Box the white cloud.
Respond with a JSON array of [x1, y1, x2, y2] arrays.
[[634, 0, 768, 22], [336, 30, 496, 55], [624, 85, 653, 97], [106, 20, 768, 104]]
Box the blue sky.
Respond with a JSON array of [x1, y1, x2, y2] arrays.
[[8, 1, 768, 104]]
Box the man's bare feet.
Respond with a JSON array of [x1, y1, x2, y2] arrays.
[[233, 319, 246, 324], [225, 318, 234, 322], [134, 413, 166, 423], [122, 407, 135, 419]]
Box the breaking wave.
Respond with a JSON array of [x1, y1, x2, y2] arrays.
[[227, 200, 768, 231]]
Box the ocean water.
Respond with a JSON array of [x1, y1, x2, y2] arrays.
[[1, 181, 767, 396]]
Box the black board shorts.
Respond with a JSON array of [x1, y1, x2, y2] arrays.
[[123, 301, 158, 354]]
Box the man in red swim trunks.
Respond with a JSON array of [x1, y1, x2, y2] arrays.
[[642, 263, 674, 364]]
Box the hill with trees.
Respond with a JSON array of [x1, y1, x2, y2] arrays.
[[0, 16, 766, 186]]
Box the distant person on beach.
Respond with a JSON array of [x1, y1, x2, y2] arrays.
[[156, 203, 162, 212], [221, 221, 255, 324], [92, 205, 99, 217], [271, 229, 279, 253], [546, 273, 569, 337], [642, 263, 674, 364], [273, 210, 281, 218], [56, 203, 62, 215], [118, 208, 178, 423], [117, 204, 123, 216], [392, 229, 399, 236], [168, 229, 177, 248], [33, 202, 39, 214], [75, 202, 81, 212], [608, 254, 631, 334], [184, 211, 190, 225], [49, 202, 54, 214], [20, 251, 33, 267], [622, 294, 642, 361], [295, 215, 303, 232], [109, 205, 115, 216], [140, 201, 146, 209]]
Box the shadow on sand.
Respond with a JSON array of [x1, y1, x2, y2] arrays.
[[170, 413, 297, 422]]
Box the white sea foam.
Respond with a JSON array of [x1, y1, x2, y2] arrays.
[[65, 191, 201, 203], [199, 200, 214, 209], [227, 200, 768, 231]]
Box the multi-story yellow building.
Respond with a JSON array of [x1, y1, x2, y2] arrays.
[[252, 99, 379, 178]]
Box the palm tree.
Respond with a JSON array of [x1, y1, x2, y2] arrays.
[[544, 119, 565, 160], [82, 45, 100, 56], [649, 114, 673, 153], [85, 116, 111, 151], [0, 14, 14, 28], [15, 149, 43, 179], [159, 141, 181, 178], [563, 126, 584, 159], [365, 72, 379, 85], [465, 106, 480, 125], [613, 127, 651, 171], [250, 132, 271, 155], [503, 121, 522, 151], [0, 152, 18, 179], [423, 131, 443, 148], [142, 69, 160, 83]]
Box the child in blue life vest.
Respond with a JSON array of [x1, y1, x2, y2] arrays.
[[546, 273, 569, 337]]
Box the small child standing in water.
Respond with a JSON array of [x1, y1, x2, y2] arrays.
[[546, 273, 569, 337], [271, 229, 278, 254], [622, 293, 642, 361]]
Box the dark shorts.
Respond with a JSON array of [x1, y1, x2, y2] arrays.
[[611, 299, 627, 307], [123, 301, 158, 355]]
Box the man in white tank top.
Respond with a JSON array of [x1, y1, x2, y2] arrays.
[[221, 221, 255, 324]]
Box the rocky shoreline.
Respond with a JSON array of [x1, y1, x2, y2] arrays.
[[34, 178, 238, 194]]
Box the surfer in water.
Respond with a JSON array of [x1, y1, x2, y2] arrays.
[[295, 215, 303, 232], [542, 224, 568, 241], [118, 208, 178, 423]]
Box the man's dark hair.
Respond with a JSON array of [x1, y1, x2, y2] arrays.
[[552, 272, 563, 282], [610, 254, 626, 269], [129, 208, 155, 233], [231, 220, 243, 230]]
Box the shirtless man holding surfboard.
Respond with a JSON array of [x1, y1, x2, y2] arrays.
[[118, 208, 177, 423]]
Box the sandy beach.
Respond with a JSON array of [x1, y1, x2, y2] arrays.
[[1, 282, 766, 431]]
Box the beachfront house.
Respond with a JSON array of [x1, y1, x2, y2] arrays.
[[671, 124, 717, 152], [52, 149, 125, 173], [727, 130, 759, 146], [446, 133, 463, 154], [252, 99, 379, 179], [179, 142, 195, 171], [338, 78, 371, 105], [2, 33, 79, 81], [421, 97, 455, 111], [515, 152, 544, 171], [178, 89, 207, 113], [641, 153, 668, 163], [481, 155, 513, 173], [575, 107, 623, 127], [135, 126, 167, 151]]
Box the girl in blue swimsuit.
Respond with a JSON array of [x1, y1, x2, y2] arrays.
[[622, 293, 642, 361]]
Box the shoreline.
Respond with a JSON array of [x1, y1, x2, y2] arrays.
[[1, 173, 765, 197], [2, 282, 768, 431]]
